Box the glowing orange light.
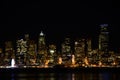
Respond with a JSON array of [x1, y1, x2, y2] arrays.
[[58, 57, 62, 64], [71, 55, 75, 65]]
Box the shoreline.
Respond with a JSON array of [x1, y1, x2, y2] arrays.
[[0, 67, 120, 73]]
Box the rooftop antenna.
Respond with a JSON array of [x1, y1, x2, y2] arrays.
[[39, 24, 46, 36]]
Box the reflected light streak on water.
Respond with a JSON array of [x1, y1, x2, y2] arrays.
[[1, 71, 120, 80], [72, 73, 75, 80]]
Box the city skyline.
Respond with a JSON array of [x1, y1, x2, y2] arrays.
[[1, 1, 120, 51], [0, 24, 119, 51], [0, 24, 120, 51], [1, 1, 120, 80], [0, 24, 120, 68]]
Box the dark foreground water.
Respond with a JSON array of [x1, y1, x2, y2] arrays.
[[0, 68, 120, 80]]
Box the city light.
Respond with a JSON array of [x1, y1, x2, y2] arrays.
[[0, 24, 120, 68]]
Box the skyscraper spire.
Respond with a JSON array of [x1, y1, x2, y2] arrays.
[[40, 31, 44, 36]]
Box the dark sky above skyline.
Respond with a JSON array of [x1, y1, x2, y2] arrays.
[[1, 1, 120, 51]]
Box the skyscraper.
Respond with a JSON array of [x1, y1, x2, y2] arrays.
[[48, 44, 56, 65], [27, 40, 37, 65], [99, 24, 109, 54], [61, 37, 72, 64], [74, 38, 85, 64], [38, 31, 46, 47], [98, 24, 110, 64], [62, 37, 72, 55], [16, 39, 27, 66], [37, 31, 47, 65]]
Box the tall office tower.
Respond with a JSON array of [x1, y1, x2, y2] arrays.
[[61, 37, 72, 63], [4, 41, 15, 66], [74, 38, 85, 64], [99, 24, 110, 64], [48, 44, 56, 65], [37, 31, 47, 65], [16, 39, 27, 66], [99, 24, 109, 54], [27, 40, 37, 65]]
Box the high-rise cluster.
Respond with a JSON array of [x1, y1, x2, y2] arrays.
[[0, 24, 120, 68]]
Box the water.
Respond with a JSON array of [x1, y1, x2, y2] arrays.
[[0, 71, 120, 80]]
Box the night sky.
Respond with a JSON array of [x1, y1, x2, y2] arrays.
[[1, 1, 120, 51]]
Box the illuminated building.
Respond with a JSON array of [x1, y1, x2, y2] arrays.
[[74, 38, 85, 64], [99, 24, 110, 64], [99, 24, 109, 54], [37, 31, 47, 65], [27, 40, 37, 65], [16, 39, 27, 66], [24, 34, 30, 65], [61, 37, 72, 64], [0, 24, 119, 68], [86, 38, 93, 64], [61, 37, 72, 56], [89, 49, 99, 65], [3, 41, 15, 66], [24, 34, 37, 66], [48, 44, 56, 65]]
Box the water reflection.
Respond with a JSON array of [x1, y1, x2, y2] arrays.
[[0, 72, 120, 80]]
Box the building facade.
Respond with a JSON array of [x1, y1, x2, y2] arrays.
[[37, 31, 47, 65]]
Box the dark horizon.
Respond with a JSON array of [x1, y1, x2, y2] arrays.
[[1, 1, 120, 51]]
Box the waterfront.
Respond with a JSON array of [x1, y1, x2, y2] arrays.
[[0, 68, 120, 80]]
